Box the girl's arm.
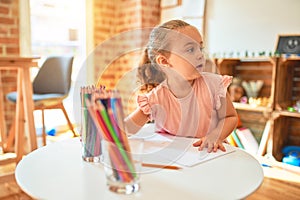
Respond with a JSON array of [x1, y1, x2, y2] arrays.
[[124, 108, 149, 135], [193, 93, 238, 152]]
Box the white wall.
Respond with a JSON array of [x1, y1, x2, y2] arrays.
[[161, 0, 206, 34], [205, 0, 300, 57]]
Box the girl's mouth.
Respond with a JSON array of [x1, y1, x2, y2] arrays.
[[196, 64, 203, 69]]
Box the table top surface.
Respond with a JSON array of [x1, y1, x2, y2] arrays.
[[0, 56, 40, 61], [0, 56, 40, 68], [15, 127, 264, 200]]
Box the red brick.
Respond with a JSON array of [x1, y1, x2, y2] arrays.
[[0, 26, 8, 34], [6, 46, 19, 54], [0, 37, 18, 44], [0, 0, 13, 4], [0, 6, 9, 14], [0, 16, 14, 24], [3, 69, 17, 76], [10, 27, 18, 35], [2, 75, 17, 83]]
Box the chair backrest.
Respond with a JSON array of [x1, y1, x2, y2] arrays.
[[33, 56, 74, 95]]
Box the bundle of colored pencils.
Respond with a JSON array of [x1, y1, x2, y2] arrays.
[[83, 87, 137, 183], [80, 86, 105, 160]]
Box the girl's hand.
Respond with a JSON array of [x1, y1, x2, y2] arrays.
[[193, 131, 226, 153]]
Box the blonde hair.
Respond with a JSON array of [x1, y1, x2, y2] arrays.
[[138, 20, 191, 93]]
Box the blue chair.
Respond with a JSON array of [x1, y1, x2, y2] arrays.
[[6, 56, 77, 145]]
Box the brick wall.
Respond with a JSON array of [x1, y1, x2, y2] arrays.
[[0, 0, 19, 134], [0, 0, 160, 133], [0, 0, 19, 55], [93, 0, 160, 115]]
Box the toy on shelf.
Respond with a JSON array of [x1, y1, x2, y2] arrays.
[[241, 80, 264, 98], [228, 77, 245, 102], [248, 97, 270, 107], [282, 146, 300, 167], [293, 100, 300, 112]]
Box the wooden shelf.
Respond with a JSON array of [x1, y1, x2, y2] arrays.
[[233, 102, 272, 113], [239, 57, 272, 62], [279, 56, 300, 62], [276, 110, 300, 118]]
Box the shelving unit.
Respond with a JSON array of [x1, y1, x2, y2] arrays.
[[217, 57, 276, 143], [272, 57, 300, 161], [217, 57, 300, 161]]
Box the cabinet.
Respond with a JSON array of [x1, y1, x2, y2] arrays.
[[217, 57, 300, 161], [272, 57, 300, 161]]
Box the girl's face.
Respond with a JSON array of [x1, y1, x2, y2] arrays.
[[163, 26, 205, 81]]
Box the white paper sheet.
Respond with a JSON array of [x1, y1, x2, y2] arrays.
[[130, 124, 236, 167], [160, 140, 236, 167]]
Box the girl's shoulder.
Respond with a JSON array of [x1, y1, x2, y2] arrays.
[[197, 72, 232, 110], [197, 72, 222, 89], [200, 72, 222, 81], [199, 72, 232, 89], [147, 80, 168, 94], [139, 81, 169, 102], [137, 82, 170, 115]]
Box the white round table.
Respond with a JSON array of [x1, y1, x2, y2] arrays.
[[15, 137, 263, 200]]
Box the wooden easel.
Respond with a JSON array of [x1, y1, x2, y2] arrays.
[[0, 57, 39, 183]]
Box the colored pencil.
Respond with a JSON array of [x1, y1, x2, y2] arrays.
[[95, 100, 136, 177], [142, 163, 182, 170], [84, 97, 137, 181], [85, 98, 131, 181]]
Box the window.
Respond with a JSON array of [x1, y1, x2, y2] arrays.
[[29, 0, 86, 79]]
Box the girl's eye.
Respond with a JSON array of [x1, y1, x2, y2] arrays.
[[187, 47, 194, 53]]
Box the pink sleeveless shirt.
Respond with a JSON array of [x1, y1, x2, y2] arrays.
[[137, 73, 232, 138]]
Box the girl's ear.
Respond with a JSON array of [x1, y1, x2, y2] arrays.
[[156, 54, 169, 66]]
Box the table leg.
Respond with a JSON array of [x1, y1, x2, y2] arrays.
[[0, 70, 7, 148], [22, 66, 37, 151], [15, 69, 24, 162]]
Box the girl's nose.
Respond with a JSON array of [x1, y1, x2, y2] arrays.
[[197, 49, 204, 60]]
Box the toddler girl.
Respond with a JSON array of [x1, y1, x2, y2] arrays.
[[125, 20, 237, 153]]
